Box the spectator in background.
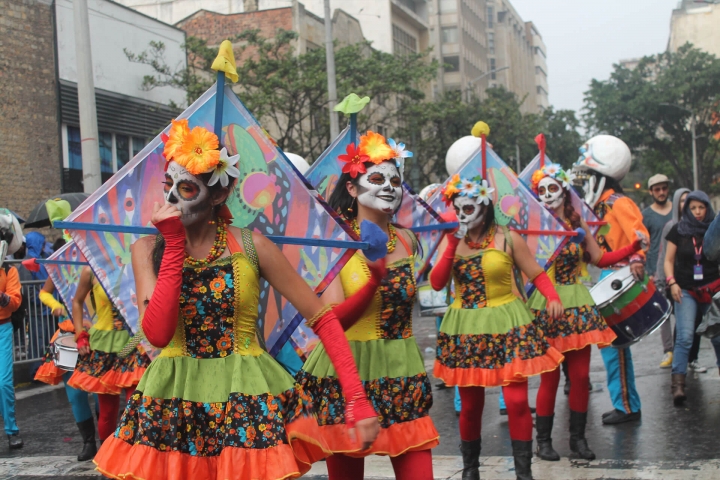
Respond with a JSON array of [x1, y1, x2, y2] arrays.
[[641, 174, 673, 367], [655, 188, 690, 368], [0, 211, 25, 449]]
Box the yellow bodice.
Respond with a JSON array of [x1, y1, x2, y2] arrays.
[[451, 249, 517, 309]]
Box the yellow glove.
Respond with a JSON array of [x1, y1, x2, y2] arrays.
[[39, 291, 66, 316]]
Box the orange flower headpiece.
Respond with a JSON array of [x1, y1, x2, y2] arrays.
[[529, 162, 575, 194], [440, 174, 494, 207], [162, 119, 240, 187], [338, 130, 395, 178]]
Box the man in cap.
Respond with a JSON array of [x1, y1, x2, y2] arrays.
[[642, 174, 674, 367]]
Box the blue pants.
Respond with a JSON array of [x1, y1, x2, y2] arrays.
[[599, 269, 640, 414], [0, 322, 19, 435], [499, 390, 506, 410], [672, 290, 720, 375], [62, 371, 92, 423]]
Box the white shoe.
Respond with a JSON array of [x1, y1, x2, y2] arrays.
[[689, 360, 708, 373], [659, 352, 673, 368]]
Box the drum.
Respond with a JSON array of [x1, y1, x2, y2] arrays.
[[53, 334, 79, 371], [417, 281, 450, 317], [590, 266, 671, 349]]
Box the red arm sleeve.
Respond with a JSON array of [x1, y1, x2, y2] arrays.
[[332, 258, 386, 331], [532, 271, 560, 304], [429, 235, 460, 291], [142, 217, 186, 348], [309, 309, 377, 428], [595, 239, 642, 268]]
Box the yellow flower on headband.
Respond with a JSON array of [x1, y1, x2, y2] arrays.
[[359, 131, 395, 164], [175, 127, 221, 176]]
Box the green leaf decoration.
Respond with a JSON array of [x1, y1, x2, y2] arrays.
[[334, 93, 370, 115]]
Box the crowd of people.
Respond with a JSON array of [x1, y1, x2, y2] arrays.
[[1, 107, 720, 480]]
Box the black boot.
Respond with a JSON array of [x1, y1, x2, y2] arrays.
[[511, 440, 533, 480], [76, 418, 97, 461], [460, 438, 481, 480], [7, 433, 23, 449], [535, 415, 560, 461], [569, 410, 595, 460]]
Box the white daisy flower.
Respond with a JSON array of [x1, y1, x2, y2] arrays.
[[208, 147, 240, 187]]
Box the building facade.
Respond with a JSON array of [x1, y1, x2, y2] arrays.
[[527, 22, 548, 111], [668, 0, 720, 57], [0, 0, 185, 217]]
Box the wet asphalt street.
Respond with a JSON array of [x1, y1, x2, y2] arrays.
[[1, 313, 719, 479]]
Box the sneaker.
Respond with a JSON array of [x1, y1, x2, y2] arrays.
[[660, 352, 673, 368], [689, 360, 708, 373]]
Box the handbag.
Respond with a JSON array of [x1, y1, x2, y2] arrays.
[[696, 290, 720, 339]]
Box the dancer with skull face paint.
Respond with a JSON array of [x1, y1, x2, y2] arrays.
[[573, 135, 650, 426], [430, 175, 565, 480], [528, 163, 642, 461], [94, 120, 381, 480], [296, 131, 439, 480]]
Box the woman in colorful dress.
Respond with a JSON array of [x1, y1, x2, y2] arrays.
[[430, 174, 565, 480], [297, 132, 439, 480], [527, 163, 641, 461], [94, 121, 380, 480], [34, 240, 97, 461], [68, 266, 151, 445]]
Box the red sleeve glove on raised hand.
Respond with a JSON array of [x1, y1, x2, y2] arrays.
[[309, 309, 378, 429], [333, 258, 387, 331], [430, 234, 460, 291], [142, 217, 186, 348], [595, 239, 642, 268], [532, 271, 561, 304], [76, 330, 90, 351]]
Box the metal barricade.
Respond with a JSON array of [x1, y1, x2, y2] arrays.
[[3, 260, 58, 365]]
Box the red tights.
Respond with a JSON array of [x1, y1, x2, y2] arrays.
[[458, 381, 532, 442], [326, 449, 433, 480], [97, 389, 133, 442], [536, 346, 591, 415]]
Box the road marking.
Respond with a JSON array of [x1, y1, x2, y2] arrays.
[[16, 384, 64, 401]]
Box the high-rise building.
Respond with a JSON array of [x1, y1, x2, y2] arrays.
[[668, 0, 720, 57], [527, 22, 548, 111]]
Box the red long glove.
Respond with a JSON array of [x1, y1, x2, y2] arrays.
[[310, 309, 378, 429], [595, 239, 642, 268], [333, 259, 387, 331], [142, 217, 186, 348], [532, 271, 561, 304], [430, 234, 460, 291], [75, 330, 89, 351]]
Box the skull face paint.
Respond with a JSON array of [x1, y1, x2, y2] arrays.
[[538, 176, 565, 211], [164, 161, 212, 225], [356, 162, 402, 214], [453, 196, 486, 230]]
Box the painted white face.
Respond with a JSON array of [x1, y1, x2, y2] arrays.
[[356, 162, 402, 214], [453, 196, 486, 230], [538, 176, 565, 210], [164, 161, 212, 225]]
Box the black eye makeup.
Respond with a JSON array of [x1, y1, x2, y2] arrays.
[[462, 205, 476, 215]]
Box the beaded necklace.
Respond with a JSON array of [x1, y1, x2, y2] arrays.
[[185, 218, 228, 267], [465, 222, 497, 250], [350, 218, 397, 253]]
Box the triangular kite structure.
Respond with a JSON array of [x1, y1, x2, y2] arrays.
[[305, 126, 447, 277], [422, 145, 572, 291], [64, 84, 362, 357], [518, 154, 604, 238], [45, 241, 95, 327]]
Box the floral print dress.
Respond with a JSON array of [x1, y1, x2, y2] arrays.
[[68, 281, 150, 395], [434, 229, 564, 387], [298, 245, 439, 457], [527, 241, 616, 352], [94, 230, 327, 480]]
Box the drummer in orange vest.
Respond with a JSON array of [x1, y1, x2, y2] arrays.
[[573, 135, 650, 425]]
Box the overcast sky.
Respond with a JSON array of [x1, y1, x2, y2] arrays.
[[511, 0, 681, 114]]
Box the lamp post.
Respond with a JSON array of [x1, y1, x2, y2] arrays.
[[660, 103, 699, 191], [465, 66, 509, 102]]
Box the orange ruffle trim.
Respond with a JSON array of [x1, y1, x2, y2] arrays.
[[99, 367, 146, 391], [548, 328, 617, 353], [95, 426, 327, 480], [33, 362, 66, 385], [312, 415, 439, 458], [434, 347, 565, 387], [67, 370, 121, 395]]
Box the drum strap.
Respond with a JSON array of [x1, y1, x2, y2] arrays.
[[500, 225, 513, 252]]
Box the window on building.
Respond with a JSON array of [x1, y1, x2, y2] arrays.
[[116, 135, 130, 169], [397, 0, 417, 13], [443, 56, 460, 72], [439, 0, 456, 13], [487, 6, 494, 28], [392, 24, 418, 56], [132, 137, 145, 157], [67, 126, 83, 171], [442, 27, 458, 43], [99, 132, 113, 182], [490, 58, 497, 79], [488, 32, 495, 54], [535, 46, 546, 59]]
